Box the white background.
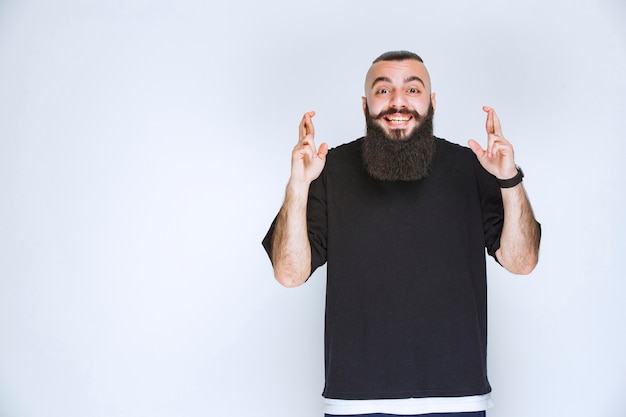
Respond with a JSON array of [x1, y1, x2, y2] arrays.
[[1, 0, 625, 416]]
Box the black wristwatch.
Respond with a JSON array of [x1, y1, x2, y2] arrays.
[[497, 166, 524, 188]]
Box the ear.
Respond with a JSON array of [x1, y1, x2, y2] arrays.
[[362, 96, 367, 113], [430, 93, 437, 111]]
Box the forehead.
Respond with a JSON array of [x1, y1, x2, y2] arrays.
[[364, 59, 431, 91]]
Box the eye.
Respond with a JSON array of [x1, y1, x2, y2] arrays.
[[376, 87, 389, 94], [407, 87, 421, 94]]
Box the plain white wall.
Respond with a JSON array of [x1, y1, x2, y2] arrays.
[[1, 0, 624, 416]]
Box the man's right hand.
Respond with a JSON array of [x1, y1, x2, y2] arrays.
[[271, 112, 328, 288], [289, 111, 328, 187]]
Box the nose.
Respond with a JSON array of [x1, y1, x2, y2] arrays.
[[389, 90, 407, 109]]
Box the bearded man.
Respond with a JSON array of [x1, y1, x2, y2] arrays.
[[262, 51, 541, 417]]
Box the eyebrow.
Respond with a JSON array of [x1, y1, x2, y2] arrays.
[[370, 75, 426, 89], [405, 76, 425, 87]]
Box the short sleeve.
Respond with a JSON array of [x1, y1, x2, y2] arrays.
[[261, 172, 329, 278], [473, 158, 505, 260]]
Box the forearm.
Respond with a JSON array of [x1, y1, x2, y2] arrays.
[[496, 184, 541, 274], [271, 182, 312, 287]]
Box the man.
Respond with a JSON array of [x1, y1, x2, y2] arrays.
[[262, 50, 541, 417]]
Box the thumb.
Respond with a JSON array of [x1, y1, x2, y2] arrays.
[[317, 142, 329, 160], [467, 139, 485, 158]]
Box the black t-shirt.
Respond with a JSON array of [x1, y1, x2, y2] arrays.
[[263, 137, 504, 400]]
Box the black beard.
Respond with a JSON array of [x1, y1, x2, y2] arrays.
[[362, 103, 436, 181]]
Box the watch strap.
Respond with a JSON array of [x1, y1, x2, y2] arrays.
[[498, 166, 524, 188]]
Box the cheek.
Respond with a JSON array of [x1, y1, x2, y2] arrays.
[[410, 98, 430, 112], [366, 97, 385, 115], [369, 107, 380, 117]]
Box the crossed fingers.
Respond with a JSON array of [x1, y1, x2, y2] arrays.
[[483, 106, 511, 159], [297, 111, 318, 159]]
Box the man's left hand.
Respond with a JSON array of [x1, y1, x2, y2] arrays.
[[468, 106, 518, 180]]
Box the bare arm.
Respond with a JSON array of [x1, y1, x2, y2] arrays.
[[496, 183, 540, 274], [468, 106, 540, 275], [271, 111, 328, 287]]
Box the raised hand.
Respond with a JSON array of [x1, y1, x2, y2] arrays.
[[290, 111, 329, 186], [468, 106, 540, 274], [271, 111, 329, 287], [468, 106, 518, 180]]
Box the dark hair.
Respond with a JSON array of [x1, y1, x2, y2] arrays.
[[373, 50, 424, 64]]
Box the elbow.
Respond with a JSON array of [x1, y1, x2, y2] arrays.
[[511, 261, 538, 275], [496, 246, 539, 275], [269, 251, 312, 287], [274, 275, 304, 288], [503, 253, 539, 275], [273, 269, 309, 288]]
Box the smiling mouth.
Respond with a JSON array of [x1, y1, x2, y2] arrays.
[[384, 114, 413, 127]]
